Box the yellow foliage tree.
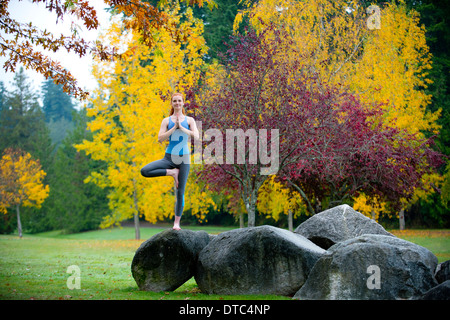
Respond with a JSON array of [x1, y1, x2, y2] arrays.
[[257, 176, 306, 231], [75, 4, 214, 239], [235, 0, 440, 136], [353, 173, 443, 227], [235, 0, 442, 216], [353, 193, 388, 222], [0, 148, 50, 238]]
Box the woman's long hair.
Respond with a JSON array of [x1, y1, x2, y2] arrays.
[[169, 92, 186, 116]]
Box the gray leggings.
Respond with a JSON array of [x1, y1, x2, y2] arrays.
[[140, 153, 190, 217]]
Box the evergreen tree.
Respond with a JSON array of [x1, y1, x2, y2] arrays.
[[203, 0, 245, 60], [145, 0, 245, 60], [46, 108, 110, 233], [403, 0, 450, 226], [0, 82, 5, 113], [41, 79, 76, 148], [0, 68, 53, 169], [41, 79, 75, 122], [403, 0, 450, 154], [0, 68, 54, 233]]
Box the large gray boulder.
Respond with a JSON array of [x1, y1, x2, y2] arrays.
[[294, 234, 438, 300], [195, 225, 326, 296], [418, 280, 450, 300], [131, 229, 210, 292], [435, 260, 450, 284], [294, 204, 394, 249]]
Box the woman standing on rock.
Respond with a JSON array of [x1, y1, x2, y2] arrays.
[[140, 93, 199, 230]]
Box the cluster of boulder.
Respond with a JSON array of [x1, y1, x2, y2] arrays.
[[131, 204, 449, 299]]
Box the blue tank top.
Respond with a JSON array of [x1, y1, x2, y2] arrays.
[[166, 117, 190, 156]]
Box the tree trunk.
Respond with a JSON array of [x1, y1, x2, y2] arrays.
[[246, 202, 256, 227], [133, 210, 140, 240], [288, 209, 293, 232], [399, 208, 405, 230], [241, 183, 259, 227], [239, 212, 244, 228], [16, 204, 22, 238]]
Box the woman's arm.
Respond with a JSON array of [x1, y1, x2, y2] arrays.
[[179, 117, 200, 140], [158, 118, 177, 143]]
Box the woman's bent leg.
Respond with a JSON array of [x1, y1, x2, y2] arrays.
[[140, 156, 173, 178]]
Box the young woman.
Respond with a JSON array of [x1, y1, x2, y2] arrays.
[[140, 93, 199, 230]]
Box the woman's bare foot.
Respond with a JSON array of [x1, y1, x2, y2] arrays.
[[173, 215, 181, 230], [166, 168, 179, 188]]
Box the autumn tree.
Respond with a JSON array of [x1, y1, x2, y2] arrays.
[[233, 0, 444, 221], [353, 193, 388, 222], [192, 26, 343, 225], [235, 0, 440, 136], [283, 97, 442, 215], [76, 4, 214, 239], [0, 148, 50, 237], [257, 176, 305, 231], [193, 23, 442, 226], [0, 0, 215, 99]]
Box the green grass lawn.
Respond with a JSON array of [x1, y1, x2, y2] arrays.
[[0, 226, 448, 300], [0, 225, 287, 300], [389, 229, 450, 263], [34, 224, 237, 240]]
